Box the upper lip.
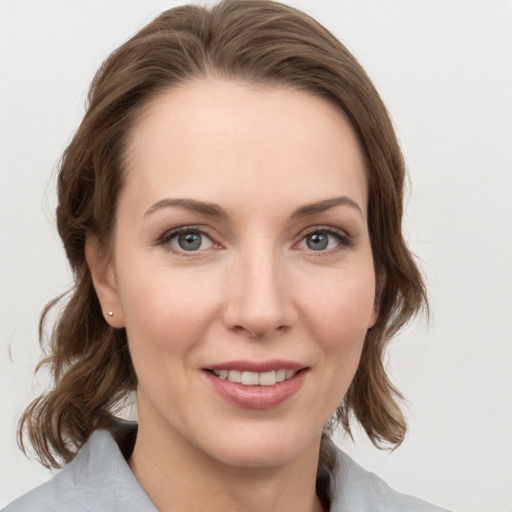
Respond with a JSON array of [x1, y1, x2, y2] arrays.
[[204, 360, 307, 372]]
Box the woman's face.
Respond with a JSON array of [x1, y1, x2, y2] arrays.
[[94, 79, 377, 468]]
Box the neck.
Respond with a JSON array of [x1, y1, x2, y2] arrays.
[[129, 415, 324, 512]]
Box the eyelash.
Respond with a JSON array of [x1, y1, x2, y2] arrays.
[[156, 225, 219, 255], [156, 225, 354, 255], [296, 226, 354, 254]]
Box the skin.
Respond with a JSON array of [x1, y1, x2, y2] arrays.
[[87, 79, 377, 512]]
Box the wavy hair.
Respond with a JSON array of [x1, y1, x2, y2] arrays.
[[19, 0, 427, 468]]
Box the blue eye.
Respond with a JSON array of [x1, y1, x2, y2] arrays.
[[298, 230, 348, 251], [306, 232, 329, 250], [167, 230, 214, 252]]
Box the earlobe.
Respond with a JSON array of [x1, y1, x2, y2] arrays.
[[369, 272, 384, 329], [368, 306, 378, 330], [85, 235, 125, 328]]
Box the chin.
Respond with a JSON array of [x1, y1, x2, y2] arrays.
[[195, 420, 323, 470]]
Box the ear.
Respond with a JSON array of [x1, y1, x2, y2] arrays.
[[368, 305, 379, 329], [368, 271, 385, 329], [85, 235, 125, 328]]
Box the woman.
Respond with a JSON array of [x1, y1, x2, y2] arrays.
[[5, 1, 449, 510]]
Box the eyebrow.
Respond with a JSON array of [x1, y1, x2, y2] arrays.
[[144, 198, 227, 218], [291, 196, 363, 219], [144, 195, 363, 219]]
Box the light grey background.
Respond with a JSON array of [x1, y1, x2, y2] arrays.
[[1, 1, 511, 510]]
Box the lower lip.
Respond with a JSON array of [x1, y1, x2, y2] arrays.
[[204, 370, 307, 409]]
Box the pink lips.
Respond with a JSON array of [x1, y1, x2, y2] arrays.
[[203, 360, 308, 409], [207, 360, 305, 372]]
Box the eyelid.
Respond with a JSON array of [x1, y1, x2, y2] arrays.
[[294, 225, 354, 251], [156, 224, 223, 254]]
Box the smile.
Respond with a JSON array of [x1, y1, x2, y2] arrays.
[[203, 362, 308, 409], [209, 369, 298, 386]]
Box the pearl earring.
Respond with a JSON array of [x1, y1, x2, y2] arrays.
[[108, 311, 113, 317]]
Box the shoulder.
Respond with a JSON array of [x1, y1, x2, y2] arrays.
[[3, 423, 155, 512], [325, 440, 451, 512]]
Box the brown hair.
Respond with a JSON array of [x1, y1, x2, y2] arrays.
[[19, 0, 427, 468]]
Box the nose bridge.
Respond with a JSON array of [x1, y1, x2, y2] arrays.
[[224, 238, 292, 337]]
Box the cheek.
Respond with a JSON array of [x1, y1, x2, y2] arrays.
[[117, 266, 224, 411], [298, 267, 375, 378], [303, 269, 376, 337], [117, 264, 222, 356]]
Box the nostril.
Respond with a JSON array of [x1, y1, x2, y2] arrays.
[[233, 324, 288, 339]]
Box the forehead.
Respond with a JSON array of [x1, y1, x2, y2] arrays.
[[122, 79, 367, 216]]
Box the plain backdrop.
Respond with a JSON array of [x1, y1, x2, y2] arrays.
[[1, 1, 511, 510]]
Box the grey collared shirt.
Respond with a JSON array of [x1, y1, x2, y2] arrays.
[[4, 424, 450, 511]]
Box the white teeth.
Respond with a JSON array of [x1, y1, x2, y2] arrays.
[[276, 369, 286, 383], [211, 368, 298, 386], [228, 370, 242, 383], [259, 371, 277, 386], [241, 371, 260, 385]]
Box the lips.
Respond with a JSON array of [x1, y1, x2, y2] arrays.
[[203, 360, 308, 409]]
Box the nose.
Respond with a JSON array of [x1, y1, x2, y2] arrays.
[[222, 244, 297, 339]]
